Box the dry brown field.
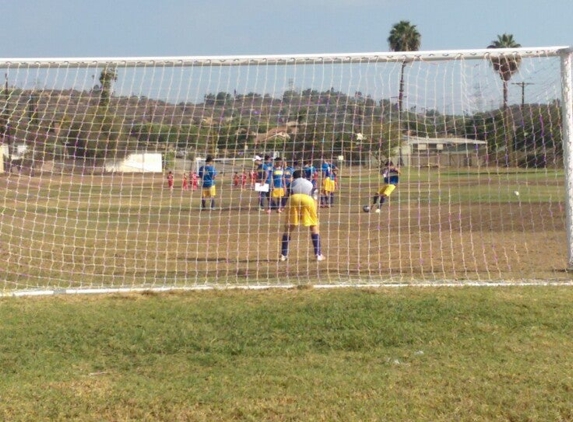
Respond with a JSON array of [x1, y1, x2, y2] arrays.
[[1, 166, 570, 292]]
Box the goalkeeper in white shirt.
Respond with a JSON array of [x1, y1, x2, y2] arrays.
[[280, 170, 325, 262]]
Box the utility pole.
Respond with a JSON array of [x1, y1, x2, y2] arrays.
[[512, 82, 534, 108]]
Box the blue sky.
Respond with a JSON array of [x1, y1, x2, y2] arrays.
[[1, 0, 572, 59]]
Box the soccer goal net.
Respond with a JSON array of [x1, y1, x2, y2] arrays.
[[1, 47, 572, 294]]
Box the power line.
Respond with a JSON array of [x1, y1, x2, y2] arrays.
[[512, 82, 534, 108]]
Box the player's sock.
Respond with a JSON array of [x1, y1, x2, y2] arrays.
[[330, 194, 334, 205], [210, 199, 215, 209], [311, 233, 321, 256], [201, 199, 206, 209], [281, 234, 290, 256], [372, 195, 379, 206], [380, 196, 386, 205]]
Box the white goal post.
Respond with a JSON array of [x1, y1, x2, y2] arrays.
[[0, 46, 572, 294]]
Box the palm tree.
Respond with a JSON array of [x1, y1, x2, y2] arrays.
[[488, 34, 522, 166], [98, 67, 118, 108], [388, 20, 421, 113], [388, 21, 421, 166], [488, 34, 522, 110]]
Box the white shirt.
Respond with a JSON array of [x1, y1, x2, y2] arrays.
[[290, 177, 314, 196]]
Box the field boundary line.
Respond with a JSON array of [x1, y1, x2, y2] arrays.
[[3, 280, 573, 297]]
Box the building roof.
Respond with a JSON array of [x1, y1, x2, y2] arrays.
[[404, 135, 486, 145]]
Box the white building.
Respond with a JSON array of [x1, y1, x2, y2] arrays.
[[398, 135, 487, 167], [104, 153, 163, 173]]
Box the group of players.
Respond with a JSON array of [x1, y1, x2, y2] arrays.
[[252, 155, 339, 214], [186, 154, 400, 262], [166, 170, 200, 191], [167, 155, 342, 212]]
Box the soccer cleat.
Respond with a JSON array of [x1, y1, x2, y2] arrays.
[[277, 209, 283, 213], [280, 255, 288, 262], [266, 209, 272, 214], [259, 208, 265, 212], [375, 209, 381, 213], [316, 254, 325, 261]]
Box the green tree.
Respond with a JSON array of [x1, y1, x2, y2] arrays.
[[488, 34, 522, 110], [98, 67, 118, 108], [388, 20, 421, 113], [366, 120, 403, 163], [0, 75, 12, 145], [487, 34, 522, 165], [66, 108, 124, 159], [464, 111, 506, 154], [282, 90, 299, 104], [203, 93, 216, 106], [215, 92, 233, 106]]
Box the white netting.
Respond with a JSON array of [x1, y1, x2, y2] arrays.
[[0, 47, 572, 293]]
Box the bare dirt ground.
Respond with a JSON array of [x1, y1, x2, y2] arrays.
[[1, 169, 571, 290]]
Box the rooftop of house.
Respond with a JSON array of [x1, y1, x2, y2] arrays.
[[404, 135, 487, 145]]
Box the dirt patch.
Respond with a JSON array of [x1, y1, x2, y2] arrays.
[[1, 170, 571, 288]]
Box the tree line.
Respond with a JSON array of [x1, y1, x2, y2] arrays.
[[0, 23, 562, 168]]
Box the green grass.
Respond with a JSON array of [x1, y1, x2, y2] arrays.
[[2, 288, 573, 421], [357, 168, 565, 203]]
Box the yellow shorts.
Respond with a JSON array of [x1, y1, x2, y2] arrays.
[[321, 178, 336, 193], [285, 194, 318, 227], [202, 186, 216, 198], [378, 184, 396, 196], [271, 187, 285, 199]]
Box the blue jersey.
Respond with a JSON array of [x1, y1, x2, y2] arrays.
[[198, 165, 217, 188], [383, 167, 400, 185], [271, 167, 285, 188], [256, 162, 272, 183], [256, 164, 266, 182], [256, 164, 265, 182], [321, 162, 337, 180], [284, 166, 294, 187], [303, 164, 316, 180], [264, 163, 273, 183]]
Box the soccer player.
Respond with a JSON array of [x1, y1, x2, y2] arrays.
[[240, 170, 247, 189], [303, 159, 317, 189], [370, 160, 401, 213], [281, 160, 295, 208], [191, 171, 199, 190], [320, 159, 338, 207], [166, 171, 174, 190], [182, 173, 189, 190], [248, 166, 257, 188], [198, 156, 218, 210], [280, 170, 325, 262], [270, 157, 286, 213], [256, 155, 273, 211]]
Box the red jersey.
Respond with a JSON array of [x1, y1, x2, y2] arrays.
[[191, 172, 199, 189]]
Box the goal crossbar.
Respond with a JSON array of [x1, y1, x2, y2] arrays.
[[0, 46, 570, 69]]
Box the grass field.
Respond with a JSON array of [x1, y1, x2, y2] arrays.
[[0, 166, 571, 292], [1, 288, 573, 421]]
